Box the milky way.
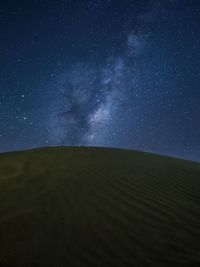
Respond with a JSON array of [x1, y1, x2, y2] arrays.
[[47, 5, 172, 150], [48, 31, 150, 146]]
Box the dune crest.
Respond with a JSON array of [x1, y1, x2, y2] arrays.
[[0, 147, 200, 267]]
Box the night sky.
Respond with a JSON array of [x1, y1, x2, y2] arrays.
[[1, 0, 200, 161]]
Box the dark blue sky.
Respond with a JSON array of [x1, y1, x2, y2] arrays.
[[0, 0, 200, 161]]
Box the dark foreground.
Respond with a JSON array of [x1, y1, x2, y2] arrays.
[[0, 147, 200, 267]]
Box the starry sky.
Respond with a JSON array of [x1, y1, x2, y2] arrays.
[[1, 0, 200, 161]]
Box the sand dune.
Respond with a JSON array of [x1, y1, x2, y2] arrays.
[[0, 147, 200, 266]]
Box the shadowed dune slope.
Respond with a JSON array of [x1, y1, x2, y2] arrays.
[[0, 147, 200, 267]]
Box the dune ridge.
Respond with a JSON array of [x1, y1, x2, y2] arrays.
[[0, 147, 200, 267]]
